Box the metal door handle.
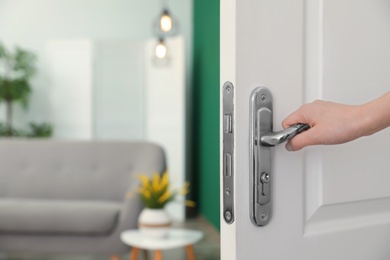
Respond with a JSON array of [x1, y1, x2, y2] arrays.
[[261, 123, 310, 147], [250, 87, 309, 226]]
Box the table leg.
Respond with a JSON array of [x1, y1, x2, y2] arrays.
[[154, 250, 163, 260], [130, 247, 140, 260], [142, 249, 149, 260], [185, 245, 196, 260], [110, 255, 121, 260]]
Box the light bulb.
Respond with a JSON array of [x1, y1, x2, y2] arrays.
[[160, 11, 172, 32], [155, 40, 167, 59]]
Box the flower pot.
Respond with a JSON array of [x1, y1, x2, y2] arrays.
[[138, 208, 171, 239]]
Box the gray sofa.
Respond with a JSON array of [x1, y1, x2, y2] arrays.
[[0, 140, 166, 257]]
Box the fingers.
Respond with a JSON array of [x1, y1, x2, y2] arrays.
[[282, 102, 325, 151], [282, 108, 307, 129], [282, 108, 311, 151], [285, 128, 317, 151]]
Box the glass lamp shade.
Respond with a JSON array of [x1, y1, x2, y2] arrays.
[[154, 9, 178, 37], [153, 38, 170, 66], [155, 40, 168, 59], [160, 10, 173, 32]]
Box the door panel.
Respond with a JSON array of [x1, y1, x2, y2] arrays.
[[305, 0, 390, 237], [221, 0, 390, 259]]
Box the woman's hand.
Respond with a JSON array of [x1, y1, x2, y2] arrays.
[[282, 100, 366, 151]]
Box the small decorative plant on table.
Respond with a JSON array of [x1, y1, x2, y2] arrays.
[[135, 171, 194, 239]]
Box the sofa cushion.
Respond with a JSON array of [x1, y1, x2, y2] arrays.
[[0, 199, 122, 235]]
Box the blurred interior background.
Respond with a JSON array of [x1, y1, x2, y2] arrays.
[[0, 0, 220, 259]]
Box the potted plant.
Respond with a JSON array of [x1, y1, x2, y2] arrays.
[[0, 42, 37, 136], [26, 122, 53, 138], [135, 171, 195, 238]]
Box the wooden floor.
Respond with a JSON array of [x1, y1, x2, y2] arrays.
[[0, 217, 220, 260]]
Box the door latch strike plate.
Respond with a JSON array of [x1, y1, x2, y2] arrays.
[[223, 81, 234, 224]]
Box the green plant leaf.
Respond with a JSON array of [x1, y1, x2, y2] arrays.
[[27, 122, 53, 138]]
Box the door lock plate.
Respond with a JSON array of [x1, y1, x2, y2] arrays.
[[250, 87, 273, 226], [223, 81, 235, 224], [249, 87, 310, 226]]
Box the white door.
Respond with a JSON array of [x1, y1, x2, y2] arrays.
[[221, 1, 390, 259]]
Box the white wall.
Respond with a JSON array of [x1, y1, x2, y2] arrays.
[[94, 41, 146, 140], [0, 0, 192, 128], [46, 40, 94, 139]]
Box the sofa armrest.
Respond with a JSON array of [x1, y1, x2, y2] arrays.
[[115, 196, 143, 233]]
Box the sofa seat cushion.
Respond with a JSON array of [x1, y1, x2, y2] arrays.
[[0, 199, 122, 235]]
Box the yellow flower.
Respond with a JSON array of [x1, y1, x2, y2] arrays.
[[180, 181, 190, 195], [185, 200, 196, 207], [136, 174, 150, 188], [152, 173, 161, 192], [160, 171, 169, 190], [143, 189, 151, 199], [133, 170, 194, 209], [158, 190, 171, 203]]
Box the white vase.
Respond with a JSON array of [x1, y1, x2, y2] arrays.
[[138, 208, 171, 239]]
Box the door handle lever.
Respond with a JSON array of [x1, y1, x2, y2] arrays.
[[261, 123, 310, 147], [250, 87, 309, 227]]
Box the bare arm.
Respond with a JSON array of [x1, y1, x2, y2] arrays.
[[282, 92, 390, 151]]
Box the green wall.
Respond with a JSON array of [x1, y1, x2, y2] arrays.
[[193, 0, 220, 230]]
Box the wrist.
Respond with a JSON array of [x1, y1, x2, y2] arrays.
[[359, 92, 390, 137]]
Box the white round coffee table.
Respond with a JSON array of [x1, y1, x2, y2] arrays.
[[120, 229, 203, 260]]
